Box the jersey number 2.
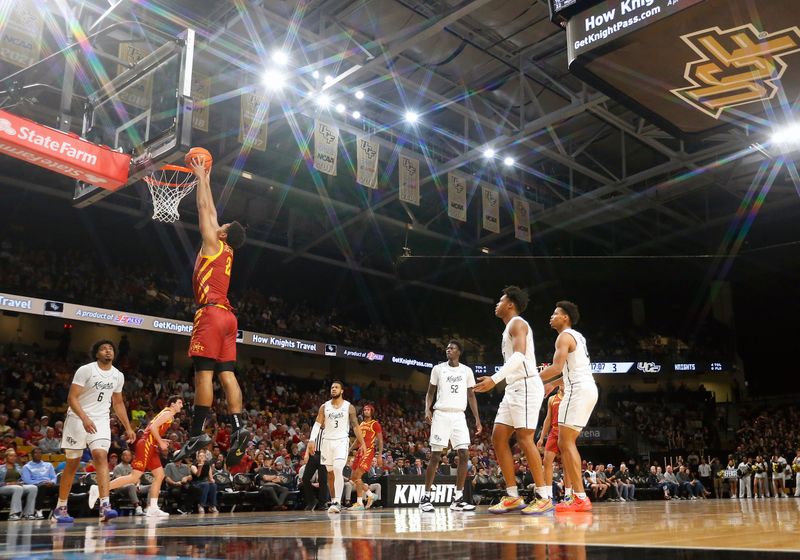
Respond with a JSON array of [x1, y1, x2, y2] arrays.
[[225, 256, 232, 276]]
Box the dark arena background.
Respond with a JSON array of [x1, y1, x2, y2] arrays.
[[1, 0, 799, 558]]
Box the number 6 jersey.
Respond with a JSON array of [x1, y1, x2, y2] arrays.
[[430, 362, 475, 412], [66, 362, 125, 420]]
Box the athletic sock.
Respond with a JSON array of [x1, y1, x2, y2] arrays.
[[545, 486, 553, 499], [357, 497, 363, 505], [57, 499, 68, 508], [454, 490, 463, 501], [424, 491, 431, 499], [507, 486, 519, 498], [576, 492, 587, 500], [536, 486, 549, 500], [232, 413, 245, 432], [100, 497, 110, 507], [565, 487, 573, 497], [149, 498, 159, 509], [190, 406, 210, 437]]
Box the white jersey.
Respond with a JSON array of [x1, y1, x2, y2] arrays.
[[562, 328, 593, 383], [501, 316, 537, 387], [322, 400, 351, 440], [430, 362, 475, 411], [66, 362, 124, 419]]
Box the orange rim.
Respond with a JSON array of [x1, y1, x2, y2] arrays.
[[159, 163, 194, 173], [143, 164, 198, 188]]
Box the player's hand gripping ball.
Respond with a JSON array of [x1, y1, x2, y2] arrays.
[[185, 146, 213, 171]]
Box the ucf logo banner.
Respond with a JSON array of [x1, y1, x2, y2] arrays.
[[447, 173, 468, 222], [481, 185, 500, 234], [356, 135, 379, 189], [399, 155, 420, 206], [513, 196, 531, 242], [313, 120, 339, 176], [671, 24, 800, 119], [0, 0, 43, 68]]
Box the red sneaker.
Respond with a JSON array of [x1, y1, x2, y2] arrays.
[[555, 495, 592, 512]]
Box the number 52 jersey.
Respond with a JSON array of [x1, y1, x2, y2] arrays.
[[431, 362, 475, 411]]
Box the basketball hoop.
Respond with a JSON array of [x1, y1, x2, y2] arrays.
[[143, 164, 198, 223]]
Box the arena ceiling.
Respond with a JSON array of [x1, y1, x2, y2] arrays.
[[2, 0, 799, 303]]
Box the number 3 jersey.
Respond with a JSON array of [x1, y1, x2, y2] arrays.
[[430, 362, 475, 412], [322, 400, 351, 440], [66, 362, 125, 420]]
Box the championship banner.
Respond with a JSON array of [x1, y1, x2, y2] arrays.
[[238, 89, 269, 151], [513, 196, 531, 242], [117, 42, 153, 110], [0, 0, 44, 68], [313, 120, 339, 175], [191, 73, 211, 132], [481, 185, 500, 233], [356, 135, 379, 189], [399, 155, 420, 206], [447, 173, 468, 222]]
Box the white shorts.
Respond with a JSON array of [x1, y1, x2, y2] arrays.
[[430, 410, 469, 451], [61, 414, 111, 451], [321, 438, 349, 468], [495, 377, 544, 430], [559, 379, 598, 430]]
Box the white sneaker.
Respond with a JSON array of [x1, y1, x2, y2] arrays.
[[134, 506, 145, 516], [146, 507, 170, 518], [328, 503, 341, 514], [88, 485, 99, 509], [619, 497, 626, 502]]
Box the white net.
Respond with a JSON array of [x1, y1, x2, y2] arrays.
[[143, 165, 198, 223]]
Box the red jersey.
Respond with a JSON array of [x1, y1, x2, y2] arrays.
[[549, 393, 562, 433], [193, 240, 233, 308], [143, 408, 173, 443], [359, 420, 382, 452]]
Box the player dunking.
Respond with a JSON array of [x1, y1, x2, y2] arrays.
[[539, 301, 598, 512], [52, 340, 136, 523], [307, 381, 366, 513], [474, 286, 552, 514], [104, 396, 184, 517], [421, 340, 481, 512], [537, 386, 573, 502], [348, 404, 383, 511], [174, 156, 249, 467]]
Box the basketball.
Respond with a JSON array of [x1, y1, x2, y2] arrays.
[[185, 147, 213, 171]]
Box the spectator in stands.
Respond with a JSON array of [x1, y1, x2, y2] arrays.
[[392, 459, 407, 476], [164, 456, 193, 515], [190, 450, 218, 513], [615, 463, 635, 501], [21, 448, 56, 515], [342, 457, 355, 506], [38, 428, 61, 454], [410, 458, 424, 477], [256, 455, 289, 510], [656, 466, 677, 499], [0, 449, 38, 520], [595, 464, 615, 501], [111, 449, 145, 516], [584, 463, 606, 500], [0, 415, 11, 437]]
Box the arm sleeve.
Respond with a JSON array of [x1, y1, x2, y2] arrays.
[[491, 352, 527, 385], [309, 422, 321, 443]]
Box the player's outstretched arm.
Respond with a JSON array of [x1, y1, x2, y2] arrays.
[[111, 392, 136, 443], [189, 157, 220, 256]]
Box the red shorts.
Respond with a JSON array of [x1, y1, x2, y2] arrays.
[[353, 450, 375, 473], [188, 305, 238, 362], [545, 428, 560, 454], [132, 437, 163, 472]]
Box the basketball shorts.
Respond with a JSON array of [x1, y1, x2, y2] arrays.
[[429, 410, 470, 451], [132, 437, 164, 472], [61, 413, 111, 451], [321, 437, 349, 468], [545, 427, 560, 454], [188, 305, 238, 363], [558, 379, 598, 430], [353, 449, 376, 473], [495, 376, 544, 430]]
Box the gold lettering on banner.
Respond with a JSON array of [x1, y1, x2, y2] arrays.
[[0, 1, 44, 68], [671, 24, 800, 119]]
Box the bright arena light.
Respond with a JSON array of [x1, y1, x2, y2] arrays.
[[271, 51, 289, 66], [262, 69, 287, 91], [355, 90, 365, 100], [503, 156, 515, 167], [483, 147, 496, 158], [771, 123, 800, 146], [312, 70, 320, 79], [335, 103, 346, 114], [352, 110, 361, 120], [405, 110, 419, 124], [324, 75, 334, 84], [316, 93, 331, 108]]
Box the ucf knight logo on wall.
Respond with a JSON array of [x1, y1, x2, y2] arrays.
[[671, 24, 800, 119]]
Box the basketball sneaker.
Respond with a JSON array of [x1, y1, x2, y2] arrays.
[[172, 433, 212, 462], [50, 506, 74, 524], [349, 503, 366, 511], [328, 503, 341, 514], [365, 491, 375, 509], [419, 495, 435, 513], [226, 428, 251, 468], [449, 499, 476, 512], [488, 495, 526, 514], [88, 484, 99, 509], [521, 497, 554, 515], [555, 495, 592, 512], [100, 504, 118, 522], [145, 507, 170, 518]]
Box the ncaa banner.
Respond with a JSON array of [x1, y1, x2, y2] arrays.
[[513, 196, 531, 242], [447, 173, 468, 222], [356, 135, 379, 189], [314, 120, 339, 175], [238, 88, 269, 151], [117, 42, 154, 110], [481, 185, 500, 233], [399, 155, 420, 206], [0, 0, 43, 68], [191, 73, 211, 132]]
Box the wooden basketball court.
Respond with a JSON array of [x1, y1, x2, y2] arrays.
[[3, 500, 799, 558]]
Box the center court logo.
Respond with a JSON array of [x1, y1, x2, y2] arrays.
[[393, 483, 456, 505], [671, 24, 800, 119]]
